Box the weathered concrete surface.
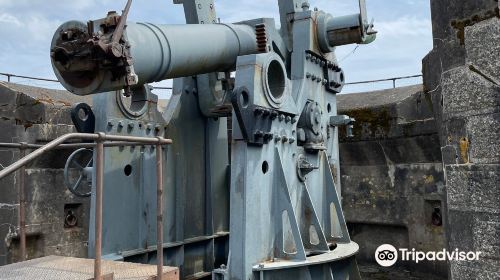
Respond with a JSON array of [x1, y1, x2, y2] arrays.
[[337, 85, 447, 278], [0, 82, 91, 265], [423, 0, 500, 279]]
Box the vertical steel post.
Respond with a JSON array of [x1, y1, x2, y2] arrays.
[[7, 74, 11, 83], [392, 79, 396, 88], [18, 143, 27, 262], [156, 142, 164, 280], [94, 134, 105, 280]]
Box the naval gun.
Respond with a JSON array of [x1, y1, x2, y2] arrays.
[[51, 0, 376, 279]]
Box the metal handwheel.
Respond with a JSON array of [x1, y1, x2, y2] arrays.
[[64, 148, 93, 197]]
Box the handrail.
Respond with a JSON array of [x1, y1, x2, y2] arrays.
[[0, 72, 173, 90], [0, 133, 171, 180], [345, 74, 422, 88], [0, 132, 172, 280]]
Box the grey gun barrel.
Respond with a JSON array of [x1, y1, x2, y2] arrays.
[[50, 19, 258, 95]]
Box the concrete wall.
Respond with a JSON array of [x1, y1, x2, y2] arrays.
[[0, 82, 91, 265], [423, 0, 500, 279], [337, 85, 448, 278]]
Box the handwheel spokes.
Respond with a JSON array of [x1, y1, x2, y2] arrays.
[[73, 175, 84, 191], [74, 162, 85, 170], [64, 148, 93, 197]]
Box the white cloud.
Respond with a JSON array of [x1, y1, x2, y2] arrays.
[[0, 0, 433, 94], [0, 12, 21, 25]]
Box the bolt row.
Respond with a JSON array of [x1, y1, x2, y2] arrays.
[[305, 53, 341, 72], [254, 130, 296, 144], [306, 72, 328, 85], [254, 108, 297, 124], [107, 120, 164, 135]]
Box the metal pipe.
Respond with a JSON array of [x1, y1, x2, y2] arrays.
[[0, 133, 172, 180], [0, 72, 58, 83], [0, 133, 97, 180], [18, 144, 27, 262], [156, 142, 163, 280], [0, 142, 162, 150], [345, 74, 423, 86], [94, 134, 104, 280], [0, 132, 173, 278], [104, 135, 172, 144]]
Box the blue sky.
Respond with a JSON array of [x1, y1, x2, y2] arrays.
[[0, 0, 432, 96]]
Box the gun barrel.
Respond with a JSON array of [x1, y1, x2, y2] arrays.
[[51, 20, 258, 95]]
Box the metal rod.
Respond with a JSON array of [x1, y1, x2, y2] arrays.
[[0, 72, 59, 83], [0, 133, 97, 180], [393, 79, 396, 88], [0, 142, 160, 150], [0, 72, 171, 91], [0, 132, 173, 277], [94, 134, 104, 280], [345, 74, 422, 86], [156, 142, 163, 280], [18, 144, 27, 262], [0, 133, 172, 180]]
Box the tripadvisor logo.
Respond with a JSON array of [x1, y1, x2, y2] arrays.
[[375, 244, 481, 267]]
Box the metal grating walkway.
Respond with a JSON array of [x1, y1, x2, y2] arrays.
[[0, 256, 179, 280]]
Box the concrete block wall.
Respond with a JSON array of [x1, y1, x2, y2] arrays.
[[337, 85, 448, 278], [0, 82, 91, 265], [423, 0, 500, 279]]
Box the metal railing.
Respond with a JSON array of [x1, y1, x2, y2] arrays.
[[0, 133, 173, 280], [0, 72, 173, 91], [1, 72, 423, 92], [345, 74, 423, 89]]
